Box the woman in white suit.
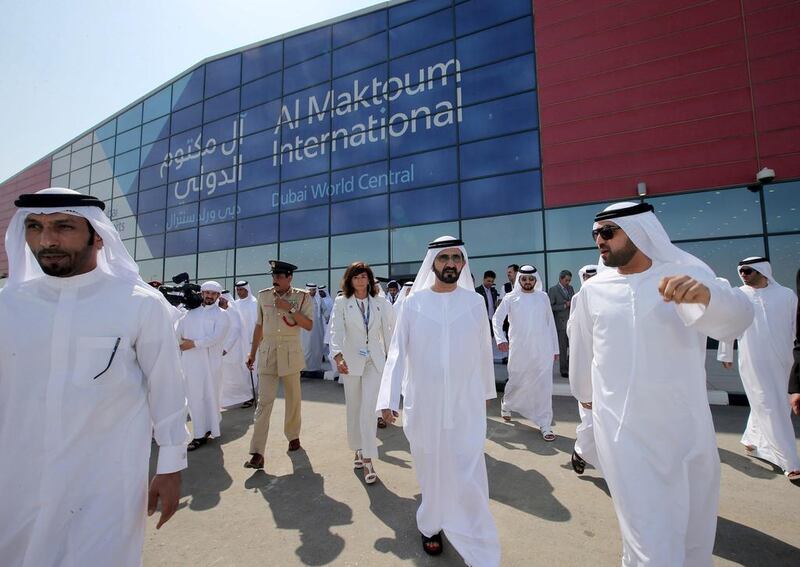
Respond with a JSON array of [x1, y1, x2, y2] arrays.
[[330, 262, 396, 484]]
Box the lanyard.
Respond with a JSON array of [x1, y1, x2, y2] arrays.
[[357, 297, 371, 344]]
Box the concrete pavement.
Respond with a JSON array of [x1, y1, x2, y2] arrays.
[[144, 378, 800, 566]]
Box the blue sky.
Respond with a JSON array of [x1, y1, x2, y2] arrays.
[[0, 0, 381, 183]]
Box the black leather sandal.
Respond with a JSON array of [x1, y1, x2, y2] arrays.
[[571, 450, 586, 475], [421, 531, 443, 556]]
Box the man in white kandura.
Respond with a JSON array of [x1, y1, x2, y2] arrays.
[[235, 280, 259, 406], [491, 265, 559, 441], [567, 264, 601, 475], [718, 257, 800, 480], [301, 283, 325, 376], [392, 281, 413, 317], [177, 280, 229, 451], [0, 188, 189, 567], [569, 202, 753, 567], [377, 236, 500, 565], [219, 291, 254, 408]]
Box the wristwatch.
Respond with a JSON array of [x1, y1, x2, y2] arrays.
[[288, 306, 297, 314]]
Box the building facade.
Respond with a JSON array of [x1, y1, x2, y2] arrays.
[[1, 0, 799, 292]]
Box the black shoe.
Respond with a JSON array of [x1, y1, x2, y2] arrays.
[[571, 450, 586, 475], [560, 372, 569, 378], [421, 531, 443, 556]]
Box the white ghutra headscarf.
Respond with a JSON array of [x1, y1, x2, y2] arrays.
[[507, 264, 543, 296], [737, 256, 778, 285], [409, 235, 474, 296]]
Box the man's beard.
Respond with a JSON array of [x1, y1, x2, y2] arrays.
[[36, 246, 93, 277], [520, 282, 535, 291], [602, 240, 639, 268], [203, 297, 216, 305], [433, 265, 461, 284]]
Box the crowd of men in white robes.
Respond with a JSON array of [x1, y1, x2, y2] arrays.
[[3, 188, 798, 567]]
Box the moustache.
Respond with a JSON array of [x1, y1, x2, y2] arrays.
[[37, 249, 68, 258]]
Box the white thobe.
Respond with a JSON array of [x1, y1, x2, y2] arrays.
[[221, 305, 253, 407], [569, 263, 753, 567], [491, 290, 559, 429], [718, 283, 799, 472], [377, 287, 500, 567], [321, 294, 334, 345], [236, 294, 259, 392], [301, 295, 325, 371], [177, 303, 229, 438], [0, 269, 189, 567]]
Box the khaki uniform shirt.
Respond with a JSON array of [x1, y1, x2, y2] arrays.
[[256, 287, 314, 376]]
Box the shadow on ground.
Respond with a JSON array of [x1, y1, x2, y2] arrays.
[[714, 516, 800, 566]]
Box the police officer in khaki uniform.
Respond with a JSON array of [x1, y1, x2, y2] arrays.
[[244, 260, 314, 469]]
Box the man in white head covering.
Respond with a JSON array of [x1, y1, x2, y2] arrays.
[[301, 283, 326, 376], [717, 257, 799, 480], [176, 280, 230, 450], [569, 202, 753, 566], [234, 280, 259, 405], [218, 291, 255, 408], [491, 265, 559, 440], [377, 236, 500, 565], [0, 188, 190, 567]]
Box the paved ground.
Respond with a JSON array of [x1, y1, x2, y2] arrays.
[[145, 378, 800, 566]]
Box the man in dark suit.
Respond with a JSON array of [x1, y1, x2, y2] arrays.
[[548, 270, 574, 377], [476, 270, 502, 363], [502, 264, 520, 297]]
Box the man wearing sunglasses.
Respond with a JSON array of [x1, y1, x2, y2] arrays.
[[569, 201, 753, 566], [717, 257, 799, 481]]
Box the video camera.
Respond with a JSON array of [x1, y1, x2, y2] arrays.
[[158, 272, 202, 310]]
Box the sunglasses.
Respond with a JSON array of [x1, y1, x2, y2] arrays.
[[739, 268, 754, 275], [591, 225, 621, 241]]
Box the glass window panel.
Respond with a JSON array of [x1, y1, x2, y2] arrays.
[[203, 113, 243, 145], [389, 146, 457, 192], [205, 54, 241, 98], [141, 115, 171, 145], [388, 75, 456, 118], [198, 249, 236, 279], [330, 161, 388, 202], [165, 228, 198, 256], [331, 229, 389, 266], [294, 270, 329, 290], [331, 194, 388, 234], [456, 17, 533, 70], [280, 144, 330, 180], [114, 148, 140, 175], [283, 54, 331, 94], [71, 147, 92, 170], [203, 88, 240, 123], [331, 91, 386, 133], [463, 212, 544, 256], [199, 194, 236, 226], [470, 253, 545, 289], [280, 205, 329, 241], [136, 235, 164, 260], [545, 249, 599, 290], [390, 221, 458, 263], [90, 160, 113, 185], [279, 173, 328, 210], [239, 156, 280, 190], [461, 170, 542, 218], [51, 173, 69, 187], [115, 127, 141, 155], [53, 146, 70, 160], [237, 129, 280, 166], [284, 27, 330, 67], [172, 67, 205, 110], [171, 102, 203, 134], [165, 200, 197, 231], [764, 181, 800, 233], [236, 243, 278, 275], [241, 71, 282, 109], [459, 130, 540, 179], [90, 179, 113, 200], [389, 0, 449, 27], [243, 42, 282, 83], [678, 237, 765, 284], [93, 120, 116, 142], [333, 10, 386, 48], [389, 113, 458, 157], [199, 222, 235, 252], [237, 184, 280, 218], [92, 138, 115, 163], [113, 171, 139, 196], [333, 32, 387, 77], [459, 91, 538, 143], [139, 185, 167, 213], [164, 254, 196, 280], [69, 166, 90, 189], [138, 209, 166, 236], [71, 133, 93, 152], [112, 215, 137, 240], [767, 234, 800, 287], [139, 162, 166, 191], [140, 139, 170, 168], [391, 184, 457, 227], [390, 8, 452, 58], [240, 98, 281, 134], [52, 155, 70, 177], [123, 239, 135, 259], [279, 82, 331, 124], [546, 202, 615, 250], [236, 214, 279, 247], [137, 258, 164, 282], [330, 267, 346, 292], [653, 188, 763, 241], [455, 0, 531, 36], [279, 237, 329, 270], [117, 104, 142, 132], [111, 194, 137, 219], [143, 86, 172, 122]]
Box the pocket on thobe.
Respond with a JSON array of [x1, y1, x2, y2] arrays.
[[73, 336, 125, 386]]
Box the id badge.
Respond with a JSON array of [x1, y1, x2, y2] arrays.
[[358, 348, 370, 358]]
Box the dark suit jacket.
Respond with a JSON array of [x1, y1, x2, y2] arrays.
[[475, 285, 499, 316], [790, 294, 800, 394], [548, 283, 575, 329]]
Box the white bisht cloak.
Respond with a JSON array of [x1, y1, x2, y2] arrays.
[[570, 203, 754, 567], [718, 259, 799, 472], [301, 291, 325, 371], [491, 272, 558, 429], [0, 188, 190, 567], [177, 303, 229, 438], [377, 237, 500, 567], [221, 300, 253, 407]]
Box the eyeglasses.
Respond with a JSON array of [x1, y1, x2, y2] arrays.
[[591, 226, 621, 241], [739, 268, 754, 276]]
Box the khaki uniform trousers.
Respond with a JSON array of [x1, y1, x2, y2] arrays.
[[249, 372, 302, 455]]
